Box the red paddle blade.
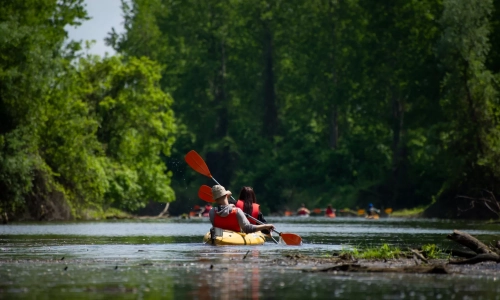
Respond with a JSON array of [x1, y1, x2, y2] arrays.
[[185, 150, 212, 178], [280, 233, 302, 246], [198, 185, 214, 202]]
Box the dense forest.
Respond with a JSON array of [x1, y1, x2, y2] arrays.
[[1, 0, 500, 221]]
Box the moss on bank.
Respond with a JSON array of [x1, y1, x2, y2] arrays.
[[80, 207, 132, 220]]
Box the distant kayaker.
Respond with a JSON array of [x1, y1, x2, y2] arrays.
[[202, 204, 212, 217], [367, 203, 380, 216], [297, 203, 310, 216], [325, 205, 336, 218], [236, 186, 270, 234], [209, 185, 274, 233]]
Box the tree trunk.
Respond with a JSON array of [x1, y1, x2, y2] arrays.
[[329, 105, 338, 149], [390, 85, 405, 205], [207, 40, 231, 185], [262, 25, 278, 139]]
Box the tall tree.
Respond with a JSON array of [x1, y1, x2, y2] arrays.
[[428, 0, 500, 218]]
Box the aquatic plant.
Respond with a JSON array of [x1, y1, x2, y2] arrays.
[[421, 244, 444, 259]]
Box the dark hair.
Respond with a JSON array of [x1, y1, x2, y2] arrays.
[[238, 186, 257, 215]]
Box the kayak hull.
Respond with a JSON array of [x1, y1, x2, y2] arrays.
[[203, 229, 266, 246]]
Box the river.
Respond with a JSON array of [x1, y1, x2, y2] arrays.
[[1, 216, 499, 299]]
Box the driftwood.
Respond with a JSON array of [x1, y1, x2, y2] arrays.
[[410, 249, 429, 264], [444, 249, 477, 259], [448, 253, 500, 265], [158, 203, 170, 217], [304, 264, 448, 274], [447, 230, 500, 264]]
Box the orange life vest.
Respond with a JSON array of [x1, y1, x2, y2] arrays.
[[235, 200, 260, 224], [213, 208, 241, 232]]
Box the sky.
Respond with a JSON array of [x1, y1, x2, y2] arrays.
[[65, 0, 124, 57]]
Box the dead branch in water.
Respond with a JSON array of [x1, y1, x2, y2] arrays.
[[303, 264, 449, 274], [457, 190, 500, 218], [447, 230, 500, 264]]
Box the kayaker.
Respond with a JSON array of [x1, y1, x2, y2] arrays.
[[202, 204, 212, 217], [367, 203, 380, 216], [236, 186, 270, 234], [325, 205, 336, 218], [297, 203, 310, 216], [208, 185, 274, 233]]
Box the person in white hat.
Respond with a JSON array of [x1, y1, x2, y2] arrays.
[[209, 185, 274, 233]]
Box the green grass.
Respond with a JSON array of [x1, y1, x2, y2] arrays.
[[421, 244, 447, 259], [338, 244, 402, 260], [81, 207, 131, 220], [391, 206, 426, 217], [336, 243, 449, 260]]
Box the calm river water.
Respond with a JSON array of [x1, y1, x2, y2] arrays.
[[1, 216, 499, 299]]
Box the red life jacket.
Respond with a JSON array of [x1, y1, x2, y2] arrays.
[[325, 207, 334, 215], [213, 208, 241, 232], [236, 200, 260, 224]]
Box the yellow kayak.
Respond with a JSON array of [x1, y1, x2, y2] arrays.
[[365, 214, 380, 220], [203, 228, 266, 246]]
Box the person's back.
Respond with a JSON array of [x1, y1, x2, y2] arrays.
[[236, 186, 270, 234], [325, 205, 335, 217], [211, 204, 242, 232], [297, 203, 310, 216]]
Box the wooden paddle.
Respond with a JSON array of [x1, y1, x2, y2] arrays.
[[197, 185, 302, 246]]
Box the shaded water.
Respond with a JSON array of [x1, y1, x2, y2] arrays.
[[1, 217, 499, 299]]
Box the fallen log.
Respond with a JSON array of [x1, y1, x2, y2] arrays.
[[444, 249, 477, 259], [447, 230, 500, 264], [303, 264, 448, 274], [446, 230, 494, 254], [449, 253, 500, 265], [410, 249, 429, 263]]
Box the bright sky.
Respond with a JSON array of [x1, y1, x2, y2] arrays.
[[65, 0, 124, 57]]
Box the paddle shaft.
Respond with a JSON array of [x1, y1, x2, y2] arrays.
[[243, 211, 283, 236], [231, 191, 281, 242]]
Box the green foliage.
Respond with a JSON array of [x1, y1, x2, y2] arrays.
[[421, 244, 445, 259], [109, 0, 500, 218], [339, 244, 402, 260], [361, 244, 403, 260], [0, 0, 88, 217], [0, 1, 176, 220], [73, 56, 177, 211], [3, 0, 500, 219]]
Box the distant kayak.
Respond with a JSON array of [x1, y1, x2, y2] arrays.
[[203, 229, 266, 246], [365, 214, 380, 220], [325, 213, 336, 218]]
